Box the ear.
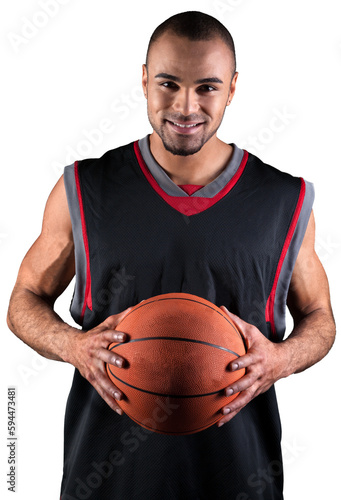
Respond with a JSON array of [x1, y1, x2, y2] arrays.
[[226, 71, 239, 106], [142, 64, 148, 99]]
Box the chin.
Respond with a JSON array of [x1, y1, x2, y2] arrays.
[[165, 146, 201, 157], [162, 137, 205, 157]]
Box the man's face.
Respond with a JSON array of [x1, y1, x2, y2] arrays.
[[142, 32, 237, 157]]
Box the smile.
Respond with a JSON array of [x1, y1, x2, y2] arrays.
[[166, 120, 204, 135], [172, 122, 201, 128]]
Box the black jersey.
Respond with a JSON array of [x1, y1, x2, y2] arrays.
[[61, 138, 314, 499]]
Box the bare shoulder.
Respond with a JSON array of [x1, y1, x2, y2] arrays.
[[42, 174, 72, 236], [15, 175, 75, 302]]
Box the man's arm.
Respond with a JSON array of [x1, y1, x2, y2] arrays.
[[218, 210, 336, 426], [282, 210, 335, 372], [7, 175, 131, 414]]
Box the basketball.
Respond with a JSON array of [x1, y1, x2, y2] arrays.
[[106, 293, 246, 435]]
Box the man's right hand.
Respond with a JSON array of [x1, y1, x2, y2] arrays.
[[6, 174, 135, 416], [68, 307, 133, 415]]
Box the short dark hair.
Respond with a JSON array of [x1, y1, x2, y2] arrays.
[[146, 11, 236, 74]]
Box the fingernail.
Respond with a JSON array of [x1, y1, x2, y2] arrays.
[[114, 391, 121, 400], [117, 334, 124, 341], [226, 388, 234, 397], [115, 358, 123, 368], [231, 363, 239, 371], [223, 407, 231, 415], [115, 408, 123, 416], [218, 421, 225, 427]]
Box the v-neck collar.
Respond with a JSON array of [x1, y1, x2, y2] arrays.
[[137, 135, 245, 199], [134, 138, 249, 216]]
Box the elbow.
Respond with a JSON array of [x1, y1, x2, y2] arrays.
[[318, 307, 336, 357], [7, 287, 21, 334], [329, 312, 337, 348], [6, 291, 17, 333], [7, 306, 15, 333], [323, 302, 336, 345]]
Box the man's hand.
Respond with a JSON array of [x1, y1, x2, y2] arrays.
[[217, 306, 288, 427], [67, 307, 133, 415]]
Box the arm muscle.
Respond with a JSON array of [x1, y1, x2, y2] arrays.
[[7, 175, 79, 361]]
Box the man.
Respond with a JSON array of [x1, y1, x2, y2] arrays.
[[7, 11, 335, 500]]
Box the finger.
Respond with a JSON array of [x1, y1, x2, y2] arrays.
[[101, 331, 127, 367], [97, 386, 124, 415], [97, 346, 126, 369], [91, 370, 125, 414], [88, 356, 126, 400], [217, 407, 239, 426], [101, 330, 128, 344], [114, 306, 134, 324], [218, 391, 253, 426], [227, 352, 256, 372], [98, 372, 124, 402], [224, 371, 258, 397], [217, 398, 246, 426], [103, 306, 134, 329], [220, 305, 248, 331], [220, 306, 251, 349]]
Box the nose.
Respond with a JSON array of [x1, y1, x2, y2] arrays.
[[172, 88, 199, 116]]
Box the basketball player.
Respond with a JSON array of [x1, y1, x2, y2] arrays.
[[7, 11, 335, 500]]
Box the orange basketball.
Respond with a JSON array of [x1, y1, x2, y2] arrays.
[[106, 293, 246, 435]]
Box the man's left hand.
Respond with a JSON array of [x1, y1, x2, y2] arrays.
[[218, 306, 288, 426]]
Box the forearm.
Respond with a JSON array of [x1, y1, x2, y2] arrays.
[[7, 286, 81, 363], [279, 307, 336, 378]]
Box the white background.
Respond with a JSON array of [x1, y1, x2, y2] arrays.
[[1, 0, 340, 498]]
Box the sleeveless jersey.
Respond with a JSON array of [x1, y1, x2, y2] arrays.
[[61, 137, 314, 500]]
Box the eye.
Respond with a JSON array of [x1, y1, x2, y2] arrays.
[[198, 85, 217, 93], [160, 81, 179, 90]]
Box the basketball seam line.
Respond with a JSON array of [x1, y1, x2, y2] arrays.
[[109, 336, 241, 357], [116, 296, 245, 343], [106, 365, 234, 398]]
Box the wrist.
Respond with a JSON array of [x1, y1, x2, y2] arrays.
[[274, 339, 296, 380], [58, 325, 84, 366]]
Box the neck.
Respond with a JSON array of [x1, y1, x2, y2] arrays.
[[149, 133, 233, 186]]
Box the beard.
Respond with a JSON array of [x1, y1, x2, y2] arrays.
[[160, 127, 218, 156], [147, 110, 225, 157]]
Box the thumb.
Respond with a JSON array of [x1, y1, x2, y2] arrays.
[[103, 306, 134, 329], [220, 305, 243, 326], [220, 306, 248, 343]]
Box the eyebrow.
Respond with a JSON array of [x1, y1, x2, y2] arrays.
[[154, 73, 223, 85]]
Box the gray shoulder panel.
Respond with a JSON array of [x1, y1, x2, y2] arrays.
[[273, 180, 315, 338], [64, 163, 87, 326]]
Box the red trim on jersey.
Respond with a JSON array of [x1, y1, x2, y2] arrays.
[[74, 161, 92, 321], [133, 141, 248, 216], [178, 184, 204, 195], [265, 178, 306, 337]]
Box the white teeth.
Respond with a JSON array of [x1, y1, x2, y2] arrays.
[[173, 122, 199, 128]]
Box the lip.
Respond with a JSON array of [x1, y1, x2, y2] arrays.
[[166, 120, 204, 135]]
